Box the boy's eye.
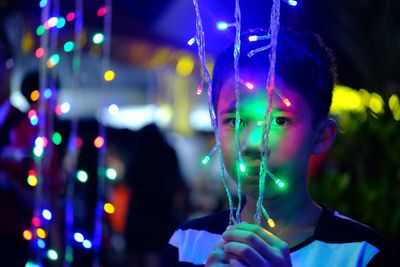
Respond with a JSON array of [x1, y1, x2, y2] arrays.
[[224, 118, 246, 128], [273, 116, 291, 126]]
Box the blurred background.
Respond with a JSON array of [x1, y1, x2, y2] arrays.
[[0, 0, 399, 266]]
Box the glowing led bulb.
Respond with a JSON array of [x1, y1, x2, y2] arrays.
[[267, 218, 276, 228], [47, 17, 58, 28], [37, 239, 46, 249], [47, 249, 58, 261], [276, 179, 285, 188], [82, 239, 92, 249], [36, 228, 47, 239], [23, 230, 33, 240], [216, 21, 234, 31], [283, 98, 292, 107], [248, 34, 271, 42], [187, 36, 196, 46], [94, 136, 105, 148], [76, 170, 88, 183], [74, 232, 84, 243], [42, 209, 52, 221], [104, 202, 115, 214], [52, 132, 62, 145], [104, 70, 115, 81], [92, 33, 105, 44], [105, 168, 118, 180], [27, 174, 38, 187], [201, 156, 210, 165]]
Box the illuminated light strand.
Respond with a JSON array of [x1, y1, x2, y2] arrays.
[[192, 0, 236, 225], [93, 0, 113, 266], [247, 44, 272, 58], [273, 87, 292, 107], [248, 34, 271, 42], [187, 36, 196, 46], [282, 0, 298, 7], [201, 143, 219, 165], [262, 206, 276, 228], [233, 0, 243, 223], [196, 77, 204, 95], [64, 1, 84, 265], [216, 21, 235, 31], [256, 0, 281, 226], [239, 78, 254, 90]]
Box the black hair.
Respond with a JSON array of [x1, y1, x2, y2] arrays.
[[211, 27, 337, 124], [0, 26, 13, 60]]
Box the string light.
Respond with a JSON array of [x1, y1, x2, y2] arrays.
[[82, 240, 92, 249], [51, 132, 62, 145], [76, 170, 89, 183], [32, 217, 41, 227], [216, 21, 235, 31], [105, 168, 118, 180], [274, 87, 292, 107], [23, 230, 33, 241], [60, 102, 71, 113], [56, 17, 66, 29], [36, 25, 45, 36], [94, 136, 105, 148], [108, 104, 119, 115], [37, 239, 46, 249], [47, 249, 58, 261], [201, 144, 219, 165], [187, 36, 196, 46], [73, 232, 84, 243], [282, 0, 298, 7], [104, 203, 115, 214], [39, 0, 47, 8], [64, 41, 75, 52], [66, 12, 75, 22], [248, 34, 271, 42], [42, 209, 52, 221], [92, 33, 105, 44], [27, 174, 38, 187], [35, 47, 45, 58], [97, 7, 107, 17], [36, 228, 47, 239], [104, 70, 115, 81]]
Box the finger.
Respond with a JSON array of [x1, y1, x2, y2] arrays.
[[205, 240, 230, 266], [223, 228, 274, 257], [229, 258, 248, 267], [231, 222, 288, 249], [224, 241, 267, 266]]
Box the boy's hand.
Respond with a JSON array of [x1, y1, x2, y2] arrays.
[[207, 222, 292, 267]]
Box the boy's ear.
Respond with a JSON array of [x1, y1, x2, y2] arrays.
[[311, 118, 337, 154]]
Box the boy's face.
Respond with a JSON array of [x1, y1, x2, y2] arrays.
[[217, 71, 318, 200]]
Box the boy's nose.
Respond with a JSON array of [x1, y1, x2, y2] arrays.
[[241, 123, 263, 149]]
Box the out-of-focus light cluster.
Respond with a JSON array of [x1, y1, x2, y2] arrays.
[[331, 85, 387, 115], [176, 55, 194, 77], [73, 232, 93, 249], [388, 94, 400, 121], [28, 110, 39, 126]]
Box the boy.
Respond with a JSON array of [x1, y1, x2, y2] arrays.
[[162, 28, 394, 266]]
